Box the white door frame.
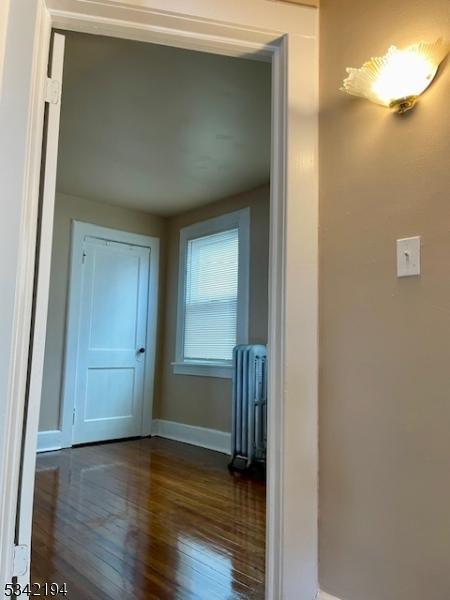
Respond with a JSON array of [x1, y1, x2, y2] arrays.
[[60, 221, 160, 449], [0, 2, 318, 599]]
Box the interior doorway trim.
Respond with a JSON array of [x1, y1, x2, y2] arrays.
[[0, 2, 318, 599], [59, 221, 160, 448]]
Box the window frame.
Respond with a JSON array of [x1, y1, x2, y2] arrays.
[[173, 208, 250, 378]]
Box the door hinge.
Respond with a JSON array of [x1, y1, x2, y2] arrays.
[[73, 408, 76, 425], [12, 545, 29, 578], [45, 77, 61, 105], [82, 251, 86, 264]]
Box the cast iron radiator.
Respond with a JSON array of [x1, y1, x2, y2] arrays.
[[229, 344, 267, 472]]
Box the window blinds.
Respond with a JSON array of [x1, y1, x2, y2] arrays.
[[184, 228, 239, 362]]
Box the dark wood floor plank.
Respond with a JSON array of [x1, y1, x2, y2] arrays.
[[31, 437, 266, 599]]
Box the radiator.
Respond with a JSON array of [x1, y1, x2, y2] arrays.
[[229, 344, 267, 472]]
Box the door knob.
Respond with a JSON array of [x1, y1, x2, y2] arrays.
[[138, 347, 145, 354]]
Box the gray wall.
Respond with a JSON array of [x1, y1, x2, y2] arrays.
[[320, 1, 450, 599], [55, 30, 272, 216], [155, 185, 270, 432], [39, 192, 167, 431]]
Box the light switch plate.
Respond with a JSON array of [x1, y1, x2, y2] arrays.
[[397, 236, 421, 277]]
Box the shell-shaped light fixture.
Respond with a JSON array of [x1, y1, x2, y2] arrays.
[[341, 38, 450, 113]]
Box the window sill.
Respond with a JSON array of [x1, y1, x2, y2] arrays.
[[171, 361, 232, 379]]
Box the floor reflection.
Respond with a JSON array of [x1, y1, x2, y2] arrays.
[[31, 438, 266, 599]]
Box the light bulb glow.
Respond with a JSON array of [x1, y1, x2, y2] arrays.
[[341, 39, 449, 112], [372, 49, 435, 105]]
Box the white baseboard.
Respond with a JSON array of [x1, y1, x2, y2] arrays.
[[319, 591, 343, 600], [38, 421, 231, 455], [37, 430, 62, 453], [151, 419, 231, 454]]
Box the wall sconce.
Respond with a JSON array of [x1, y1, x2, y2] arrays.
[[341, 38, 449, 113]]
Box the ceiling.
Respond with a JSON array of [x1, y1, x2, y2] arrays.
[[56, 31, 271, 216]]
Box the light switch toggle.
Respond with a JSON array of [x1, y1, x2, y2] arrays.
[[397, 236, 421, 277]]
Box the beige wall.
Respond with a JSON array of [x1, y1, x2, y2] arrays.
[[320, 2, 450, 600], [275, 0, 318, 6], [156, 185, 270, 432], [39, 193, 167, 431], [40, 186, 269, 433]]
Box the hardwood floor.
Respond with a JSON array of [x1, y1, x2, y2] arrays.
[[31, 437, 266, 599]]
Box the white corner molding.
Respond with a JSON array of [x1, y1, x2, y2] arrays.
[[319, 591, 344, 600], [152, 419, 231, 455], [37, 430, 62, 453]]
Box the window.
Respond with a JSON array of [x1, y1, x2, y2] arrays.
[[173, 208, 250, 378], [184, 229, 238, 362]]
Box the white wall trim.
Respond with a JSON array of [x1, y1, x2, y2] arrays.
[[174, 208, 250, 375], [37, 430, 62, 453], [1, 2, 318, 598], [0, 1, 52, 590], [0, 0, 10, 97], [152, 419, 231, 455], [318, 592, 344, 600], [171, 361, 232, 379]]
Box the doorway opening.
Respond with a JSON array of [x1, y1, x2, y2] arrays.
[[29, 29, 271, 599]]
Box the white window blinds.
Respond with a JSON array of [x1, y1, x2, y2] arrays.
[[183, 228, 239, 362]]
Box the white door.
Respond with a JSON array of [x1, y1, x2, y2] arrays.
[[73, 236, 151, 444], [14, 33, 66, 588]]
